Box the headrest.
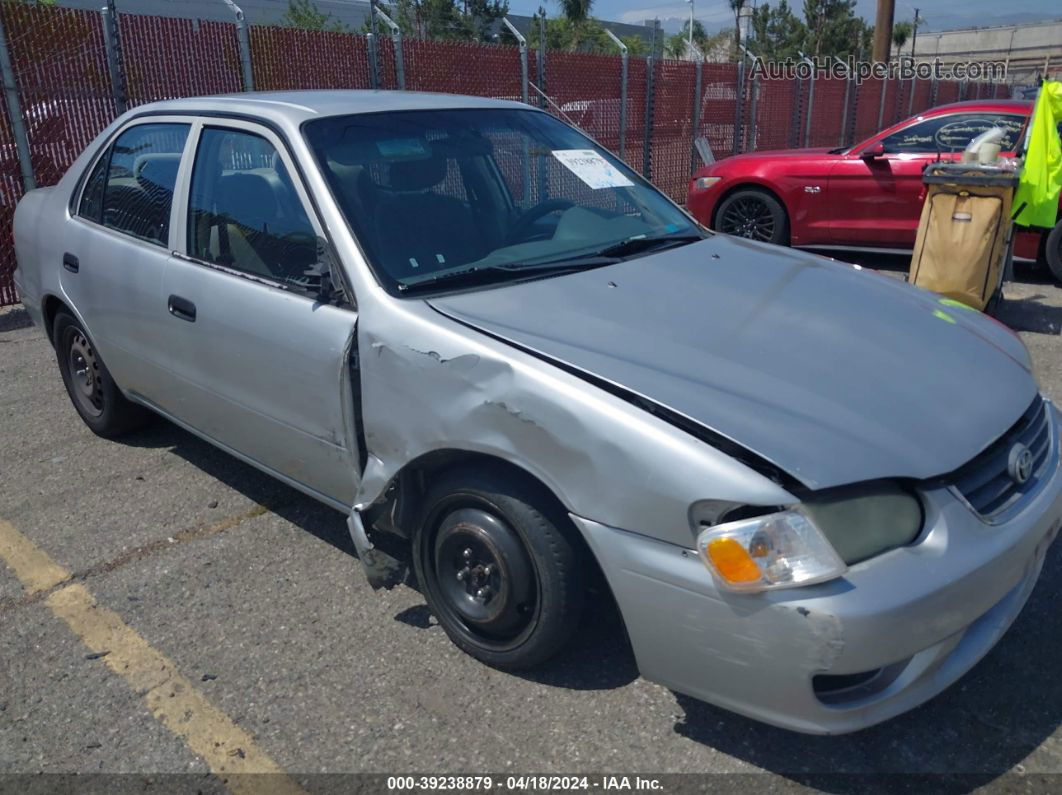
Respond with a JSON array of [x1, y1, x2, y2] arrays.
[[134, 153, 181, 192], [387, 156, 448, 191], [212, 172, 281, 223]]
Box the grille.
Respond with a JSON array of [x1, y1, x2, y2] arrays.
[[951, 396, 1055, 522]]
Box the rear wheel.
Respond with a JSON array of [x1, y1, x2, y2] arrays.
[[714, 188, 789, 245], [1044, 219, 1062, 284], [53, 311, 150, 438], [413, 467, 584, 670]]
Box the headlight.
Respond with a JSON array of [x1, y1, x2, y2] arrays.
[[697, 510, 846, 592], [692, 176, 722, 191], [694, 481, 923, 593], [801, 481, 923, 565]]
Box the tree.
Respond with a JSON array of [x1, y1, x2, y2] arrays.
[[891, 19, 914, 54], [280, 0, 348, 32], [619, 35, 647, 56], [802, 0, 863, 59], [665, 19, 707, 59], [749, 0, 806, 61], [558, 0, 592, 23]]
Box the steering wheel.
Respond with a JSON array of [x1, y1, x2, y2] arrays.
[[505, 199, 576, 245]]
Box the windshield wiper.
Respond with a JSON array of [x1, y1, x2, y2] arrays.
[[591, 232, 705, 260], [396, 258, 617, 295]]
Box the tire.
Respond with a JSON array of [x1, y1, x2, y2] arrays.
[[413, 466, 585, 670], [1045, 219, 1062, 284], [53, 311, 150, 438], [714, 188, 789, 245]]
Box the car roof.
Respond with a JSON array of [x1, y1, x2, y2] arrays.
[[129, 90, 533, 127], [928, 99, 1033, 115]]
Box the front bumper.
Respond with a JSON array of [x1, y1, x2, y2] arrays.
[[573, 412, 1062, 734]]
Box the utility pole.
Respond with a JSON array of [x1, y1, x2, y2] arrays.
[[872, 0, 894, 62]]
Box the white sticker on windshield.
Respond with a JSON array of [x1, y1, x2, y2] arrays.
[[551, 149, 634, 189]]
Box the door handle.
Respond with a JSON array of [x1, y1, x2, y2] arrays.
[[167, 294, 197, 323], [62, 252, 79, 273]]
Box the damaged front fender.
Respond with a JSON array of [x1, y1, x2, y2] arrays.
[[351, 298, 795, 550]]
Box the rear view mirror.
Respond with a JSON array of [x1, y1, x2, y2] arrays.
[[861, 142, 886, 160]]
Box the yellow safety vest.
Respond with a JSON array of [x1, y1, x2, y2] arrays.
[[1014, 80, 1062, 229]]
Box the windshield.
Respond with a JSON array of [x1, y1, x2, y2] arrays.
[[303, 108, 701, 294]]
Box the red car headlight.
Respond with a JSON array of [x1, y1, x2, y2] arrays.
[[692, 176, 723, 191]]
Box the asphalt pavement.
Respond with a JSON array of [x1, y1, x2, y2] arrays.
[[1, 253, 1061, 792]]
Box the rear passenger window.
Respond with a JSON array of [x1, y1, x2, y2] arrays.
[[78, 154, 107, 221], [99, 123, 189, 245], [187, 127, 317, 288]]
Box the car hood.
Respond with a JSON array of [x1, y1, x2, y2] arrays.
[[427, 236, 1037, 490]]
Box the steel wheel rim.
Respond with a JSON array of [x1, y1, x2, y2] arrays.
[[431, 506, 537, 643], [720, 196, 775, 241], [67, 330, 103, 417]]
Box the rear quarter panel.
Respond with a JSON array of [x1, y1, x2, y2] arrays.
[[12, 186, 57, 323]]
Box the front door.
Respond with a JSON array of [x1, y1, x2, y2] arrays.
[[157, 119, 360, 507], [827, 111, 1027, 247]]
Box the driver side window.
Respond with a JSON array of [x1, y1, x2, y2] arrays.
[[187, 127, 317, 289]]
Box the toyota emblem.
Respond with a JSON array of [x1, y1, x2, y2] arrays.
[[1007, 443, 1034, 485]]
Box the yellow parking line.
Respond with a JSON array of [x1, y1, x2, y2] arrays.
[[0, 519, 306, 795], [0, 519, 72, 594]]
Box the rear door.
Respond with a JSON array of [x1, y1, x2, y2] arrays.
[[826, 112, 1026, 247], [157, 118, 360, 507], [61, 119, 191, 396]]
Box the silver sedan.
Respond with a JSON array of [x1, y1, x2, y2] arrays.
[[12, 91, 1062, 734]]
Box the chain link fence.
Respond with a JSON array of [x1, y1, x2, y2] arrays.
[[0, 5, 1006, 307]]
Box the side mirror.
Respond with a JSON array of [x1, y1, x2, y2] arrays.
[[861, 142, 886, 160], [300, 236, 346, 305], [302, 261, 336, 302]]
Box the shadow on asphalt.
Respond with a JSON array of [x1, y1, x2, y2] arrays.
[[998, 294, 1062, 335], [114, 333, 1061, 786]]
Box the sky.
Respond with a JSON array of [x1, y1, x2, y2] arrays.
[[503, 0, 1060, 35]]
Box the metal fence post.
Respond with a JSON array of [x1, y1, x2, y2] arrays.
[[503, 17, 528, 105], [221, 0, 253, 91], [536, 12, 546, 110], [787, 66, 801, 148], [733, 57, 746, 154], [366, 33, 379, 90], [837, 57, 852, 147], [374, 6, 403, 89], [691, 59, 702, 172], [0, 9, 34, 192], [642, 53, 654, 177], [101, 3, 126, 114], [604, 28, 627, 161], [802, 57, 815, 148], [876, 78, 888, 131]]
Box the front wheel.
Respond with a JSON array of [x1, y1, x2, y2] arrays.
[[413, 467, 585, 670], [714, 188, 789, 245]]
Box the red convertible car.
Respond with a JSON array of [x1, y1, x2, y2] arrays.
[[688, 99, 1062, 280]]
